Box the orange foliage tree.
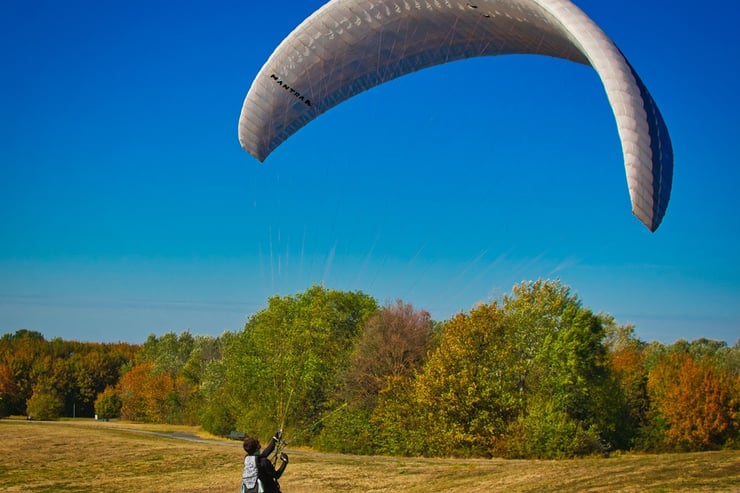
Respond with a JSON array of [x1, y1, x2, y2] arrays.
[[118, 360, 196, 424], [649, 352, 739, 451], [118, 361, 152, 421]]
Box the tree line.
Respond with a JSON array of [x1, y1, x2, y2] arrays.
[[1, 281, 738, 458], [0, 329, 138, 420]]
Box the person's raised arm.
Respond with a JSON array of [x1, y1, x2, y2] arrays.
[[259, 430, 282, 458]]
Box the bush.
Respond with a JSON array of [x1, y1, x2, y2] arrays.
[[504, 404, 606, 459], [94, 386, 122, 420], [315, 405, 374, 454], [26, 390, 64, 420]]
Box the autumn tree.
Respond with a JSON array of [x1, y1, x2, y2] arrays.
[[0, 363, 18, 417], [1, 331, 138, 419], [0, 330, 47, 416], [118, 331, 216, 424], [345, 300, 435, 407], [118, 359, 182, 423], [116, 332, 207, 425], [648, 350, 739, 451], [403, 302, 511, 457], [118, 361, 153, 421], [604, 321, 650, 449], [372, 280, 626, 459], [70, 346, 131, 417], [318, 300, 435, 453]]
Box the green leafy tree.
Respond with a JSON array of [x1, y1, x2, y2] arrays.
[[501, 281, 619, 458], [182, 335, 222, 385], [138, 331, 196, 377], [223, 285, 377, 443], [197, 333, 237, 436]]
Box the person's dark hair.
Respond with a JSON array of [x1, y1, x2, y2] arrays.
[[243, 437, 260, 455]]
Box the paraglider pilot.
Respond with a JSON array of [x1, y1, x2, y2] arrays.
[[241, 430, 288, 493]]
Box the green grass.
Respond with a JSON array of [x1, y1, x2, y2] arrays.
[[1, 419, 738, 492]]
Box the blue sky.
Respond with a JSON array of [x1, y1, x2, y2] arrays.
[[2, 0, 738, 344]]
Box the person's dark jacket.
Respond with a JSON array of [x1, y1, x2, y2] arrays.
[[255, 437, 287, 493]]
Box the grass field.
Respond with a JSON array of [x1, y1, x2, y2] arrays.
[[1, 419, 739, 492]]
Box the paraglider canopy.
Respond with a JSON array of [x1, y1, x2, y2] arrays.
[[238, 0, 672, 232]]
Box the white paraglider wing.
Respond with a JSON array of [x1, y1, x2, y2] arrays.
[[238, 0, 672, 232]]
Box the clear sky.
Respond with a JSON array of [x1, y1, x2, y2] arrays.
[[2, 1, 739, 345]]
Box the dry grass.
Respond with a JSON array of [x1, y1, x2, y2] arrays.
[[1, 419, 738, 492]]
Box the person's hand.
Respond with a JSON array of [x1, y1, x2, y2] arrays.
[[280, 452, 289, 463], [274, 429, 283, 441]]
